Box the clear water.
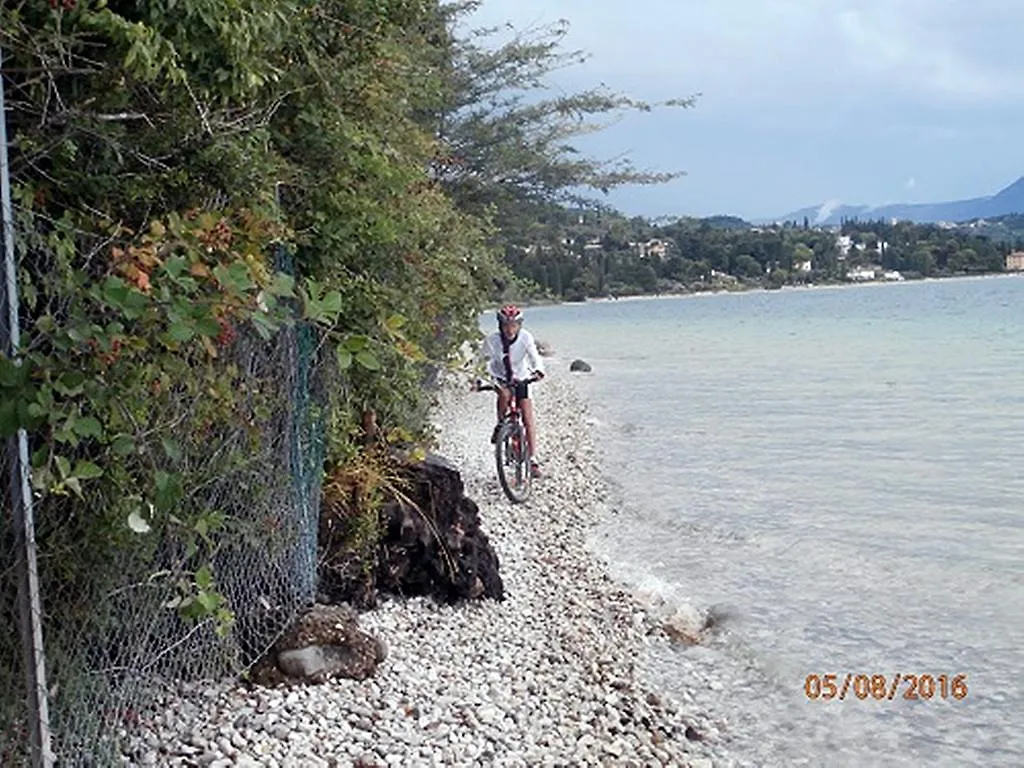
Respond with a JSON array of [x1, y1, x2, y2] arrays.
[[523, 277, 1024, 767]]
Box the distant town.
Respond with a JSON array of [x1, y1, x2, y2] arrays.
[[503, 208, 1024, 301]]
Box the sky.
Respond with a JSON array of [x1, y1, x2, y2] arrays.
[[465, 0, 1024, 221]]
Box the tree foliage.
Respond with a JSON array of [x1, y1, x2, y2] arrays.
[[0, 0, 696, 644], [0, 0, 504, 628], [494, 209, 1014, 299], [428, 2, 695, 241]]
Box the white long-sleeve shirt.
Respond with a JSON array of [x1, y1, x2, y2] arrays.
[[480, 329, 544, 382]]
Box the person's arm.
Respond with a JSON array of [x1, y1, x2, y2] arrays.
[[524, 330, 545, 379]]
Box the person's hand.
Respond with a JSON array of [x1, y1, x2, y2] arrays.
[[534, 371, 545, 381]]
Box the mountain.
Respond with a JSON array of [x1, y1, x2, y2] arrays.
[[774, 176, 1024, 226]]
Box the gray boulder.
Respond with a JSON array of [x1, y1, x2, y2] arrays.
[[249, 603, 386, 685]]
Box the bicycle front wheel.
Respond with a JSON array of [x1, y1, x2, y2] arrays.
[[495, 420, 532, 503]]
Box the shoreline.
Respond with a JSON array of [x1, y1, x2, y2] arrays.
[[120, 366, 725, 766], [579, 270, 1020, 305]]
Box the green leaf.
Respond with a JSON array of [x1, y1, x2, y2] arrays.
[[215, 262, 255, 294], [336, 347, 352, 371], [0, 400, 19, 436], [384, 313, 406, 332], [127, 510, 152, 534], [214, 607, 235, 638], [72, 460, 104, 479], [56, 371, 86, 396], [355, 350, 381, 371], [161, 437, 183, 462], [270, 272, 295, 297], [72, 416, 104, 439], [154, 470, 183, 510], [55, 455, 71, 480], [31, 447, 48, 468], [251, 312, 277, 340], [177, 596, 201, 620], [164, 256, 187, 280], [155, 469, 170, 492], [123, 289, 150, 317], [167, 322, 194, 342], [102, 277, 129, 308], [300, 297, 321, 321], [111, 435, 136, 456], [228, 261, 255, 291], [35, 314, 57, 334], [195, 564, 214, 591], [196, 590, 220, 612], [0, 356, 24, 387], [195, 317, 222, 338], [65, 476, 83, 499], [320, 290, 342, 316], [17, 398, 43, 431], [343, 335, 369, 352]]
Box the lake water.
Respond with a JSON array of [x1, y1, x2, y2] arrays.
[[524, 276, 1024, 767]]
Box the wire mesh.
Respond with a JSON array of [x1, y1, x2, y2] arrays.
[[0, 234, 328, 767], [1, 488, 32, 765]]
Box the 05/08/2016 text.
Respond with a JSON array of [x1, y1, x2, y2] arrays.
[[804, 673, 968, 701]]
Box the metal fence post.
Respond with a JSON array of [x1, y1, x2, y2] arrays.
[[0, 46, 55, 768], [273, 183, 318, 606]]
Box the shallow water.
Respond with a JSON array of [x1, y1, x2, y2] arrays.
[[522, 277, 1024, 767]]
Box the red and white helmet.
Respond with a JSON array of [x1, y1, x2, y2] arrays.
[[496, 303, 523, 325]]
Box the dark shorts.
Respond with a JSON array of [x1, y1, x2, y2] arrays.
[[498, 379, 529, 401]]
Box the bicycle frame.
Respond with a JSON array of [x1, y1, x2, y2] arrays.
[[475, 375, 537, 503]]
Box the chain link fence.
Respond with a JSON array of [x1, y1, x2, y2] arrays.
[[0, 235, 328, 765]]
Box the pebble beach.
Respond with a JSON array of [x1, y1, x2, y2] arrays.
[[121, 363, 733, 767]]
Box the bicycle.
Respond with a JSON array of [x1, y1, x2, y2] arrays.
[[474, 374, 540, 503]]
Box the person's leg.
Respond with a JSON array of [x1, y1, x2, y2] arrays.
[[496, 387, 511, 422], [520, 396, 538, 461], [492, 386, 511, 443], [515, 382, 541, 477]]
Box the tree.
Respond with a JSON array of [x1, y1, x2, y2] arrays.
[[0, 0, 505, 648], [429, 3, 695, 235], [734, 254, 763, 278], [909, 247, 936, 276]]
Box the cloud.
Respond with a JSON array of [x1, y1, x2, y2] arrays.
[[833, 3, 1024, 104], [469, 1, 1024, 108], [465, 1, 1024, 219]]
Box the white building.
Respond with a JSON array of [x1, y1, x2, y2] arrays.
[[847, 265, 878, 281]]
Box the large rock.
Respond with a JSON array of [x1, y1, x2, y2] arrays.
[[319, 453, 504, 608], [569, 359, 592, 372], [249, 603, 385, 685]]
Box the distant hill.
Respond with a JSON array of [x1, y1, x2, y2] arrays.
[[775, 176, 1024, 226], [953, 212, 1024, 245]]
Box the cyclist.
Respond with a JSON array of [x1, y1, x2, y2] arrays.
[[476, 304, 545, 478]]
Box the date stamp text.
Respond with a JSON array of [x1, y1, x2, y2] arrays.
[[804, 673, 968, 701]]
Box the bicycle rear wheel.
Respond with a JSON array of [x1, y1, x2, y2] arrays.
[[495, 420, 532, 503]]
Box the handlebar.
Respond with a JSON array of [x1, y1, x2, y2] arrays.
[[474, 373, 542, 393]]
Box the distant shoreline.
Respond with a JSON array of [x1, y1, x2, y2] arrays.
[[570, 271, 1021, 306]]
